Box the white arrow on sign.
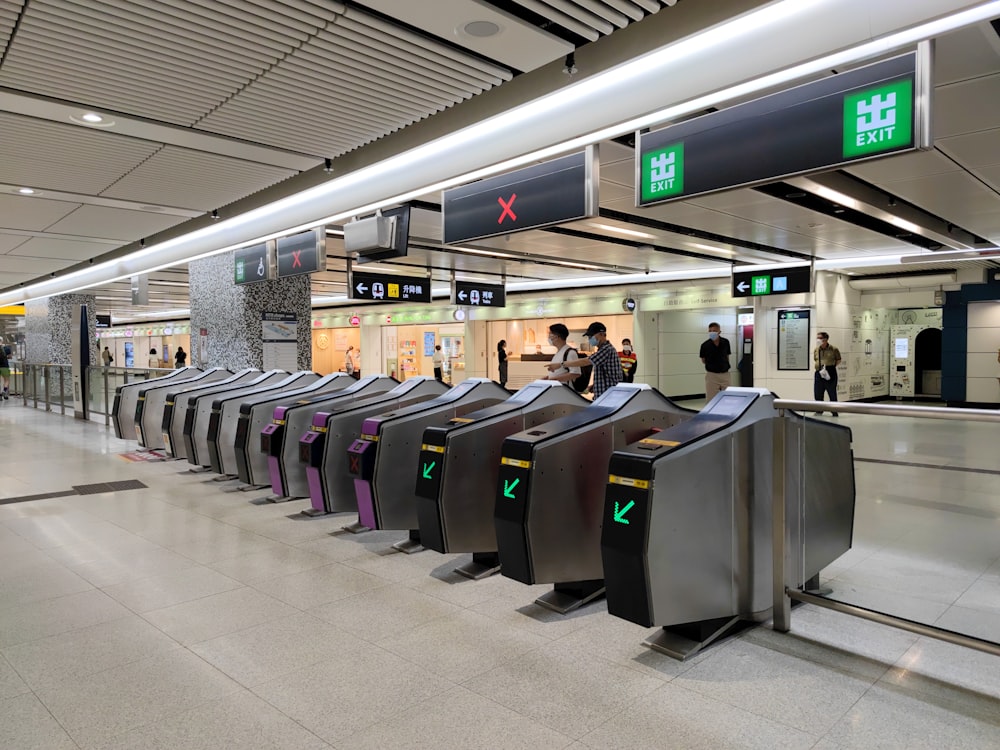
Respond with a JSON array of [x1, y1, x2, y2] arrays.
[[736, 281, 749, 293], [355, 283, 368, 294], [457, 290, 467, 301]]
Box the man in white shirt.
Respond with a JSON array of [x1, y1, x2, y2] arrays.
[[545, 323, 581, 385], [432, 345, 445, 380]]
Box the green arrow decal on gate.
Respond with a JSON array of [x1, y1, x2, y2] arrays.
[[422, 461, 436, 479], [613, 500, 635, 524], [503, 477, 520, 499]]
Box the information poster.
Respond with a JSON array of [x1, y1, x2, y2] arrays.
[[262, 312, 298, 371], [423, 331, 436, 357], [777, 309, 811, 371]]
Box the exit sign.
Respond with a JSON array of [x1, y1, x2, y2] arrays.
[[733, 265, 812, 298]]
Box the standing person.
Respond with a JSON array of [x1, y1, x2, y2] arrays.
[[0, 345, 9, 399], [619, 338, 637, 383], [148, 347, 158, 368], [548, 321, 622, 398], [101, 346, 113, 366], [813, 331, 842, 416], [543, 323, 581, 386], [699, 322, 732, 398], [345, 346, 358, 379], [174, 346, 187, 368], [497, 340, 508, 387], [432, 345, 445, 381]]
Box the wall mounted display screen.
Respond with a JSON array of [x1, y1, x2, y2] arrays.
[[777, 309, 811, 371]]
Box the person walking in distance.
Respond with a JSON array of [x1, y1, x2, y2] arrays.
[[174, 346, 187, 368], [345, 346, 359, 379], [432, 345, 445, 381], [497, 340, 508, 388], [619, 338, 637, 383], [813, 331, 842, 416], [0, 345, 9, 399], [101, 346, 113, 367], [699, 322, 732, 398], [548, 321, 622, 398]]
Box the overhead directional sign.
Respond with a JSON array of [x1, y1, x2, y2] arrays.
[[234, 242, 272, 285], [276, 230, 326, 278], [453, 280, 506, 308], [350, 270, 432, 303], [443, 146, 598, 244], [732, 265, 812, 298], [638, 53, 926, 206]]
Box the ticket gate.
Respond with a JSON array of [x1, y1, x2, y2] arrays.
[[302, 377, 449, 518], [185, 371, 287, 467], [133, 368, 231, 449], [162, 369, 262, 459], [113, 367, 201, 440], [263, 374, 398, 501], [235, 372, 353, 488], [347, 378, 510, 553], [415, 381, 587, 578], [601, 388, 855, 660], [494, 384, 694, 613], [211, 371, 322, 476]]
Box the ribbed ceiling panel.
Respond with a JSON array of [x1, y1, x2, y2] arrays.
[[507, 0, 666, 41], [99, 146, 297, 211], [0, 0, 25, 60], [197, 12, 512, 157], [0, 0, 336, 126], [0, 113, 160, 194]]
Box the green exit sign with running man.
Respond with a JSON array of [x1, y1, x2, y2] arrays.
[[843, 80, 913, 159]]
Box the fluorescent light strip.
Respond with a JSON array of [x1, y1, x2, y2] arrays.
[[587, 223, 657, 239], [8, 0, 1000, 305]]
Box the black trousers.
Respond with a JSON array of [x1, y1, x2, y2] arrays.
[[814, 370, 838, 409], [434, 367, 442, 381]]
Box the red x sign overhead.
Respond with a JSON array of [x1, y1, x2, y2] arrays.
[[497, 193, 517, 224], [291, 250, 302, 268]]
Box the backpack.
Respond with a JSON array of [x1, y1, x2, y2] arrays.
[[562, 348, 592, 393]]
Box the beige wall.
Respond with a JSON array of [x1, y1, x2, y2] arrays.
[[311, 327, 360, 375]]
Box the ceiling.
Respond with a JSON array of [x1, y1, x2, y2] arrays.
[[1, 2, 1000, 321]]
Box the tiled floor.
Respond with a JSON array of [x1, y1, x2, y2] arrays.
[[1, 404, 998, 749]]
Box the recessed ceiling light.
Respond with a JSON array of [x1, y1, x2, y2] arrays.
[[461, 20, 501, 38], [588, 223, 656, 239], [70, 112, 115, 127], [17, 187, 36, 195], [82, 112, 104, 123]]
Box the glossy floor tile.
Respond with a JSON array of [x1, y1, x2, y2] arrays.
[[1, 404, 999, 749]]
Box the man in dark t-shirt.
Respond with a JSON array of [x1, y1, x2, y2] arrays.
[[699, 322, 732, 399]]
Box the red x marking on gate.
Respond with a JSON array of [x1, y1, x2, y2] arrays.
[[497, 193, 517, 224], [291, 250, 303, 268], [348, 454, 360, 475]]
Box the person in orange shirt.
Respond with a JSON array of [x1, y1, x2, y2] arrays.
[[618, 338, 637, 383]]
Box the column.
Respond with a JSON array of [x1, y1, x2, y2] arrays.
[[188, 251, 312, 370], [24, 294, 97, 364]]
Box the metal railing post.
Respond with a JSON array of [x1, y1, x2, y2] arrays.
[[103, 367, 110, 426], [772, 409, 791, 632], [59, 367, 66, 415], [43, 365, 51, 411], [32, 365, 38, 408]]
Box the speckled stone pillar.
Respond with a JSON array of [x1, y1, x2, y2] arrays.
[[188, 251, 312, 370], [24, 294, 97, 365]]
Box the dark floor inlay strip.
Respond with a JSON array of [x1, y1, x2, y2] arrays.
[[73, 480, 148, 495], [856, 457, 1000, 476], [0, 490, 78, 506]]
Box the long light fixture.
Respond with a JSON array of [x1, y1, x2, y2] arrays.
[[898, 248, 1000, 263], [5, 0, 1000, 306], [587, 223, 656, 239]]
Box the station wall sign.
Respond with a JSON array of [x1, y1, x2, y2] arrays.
[[350, 270, 432, 303], [732, 264, 812, 298], [276, 229, 327, 278], [443, 146, 598, 244], [638, 53, 926, 206], [234, 242, 272, 285], [453, 280, 505, 307]]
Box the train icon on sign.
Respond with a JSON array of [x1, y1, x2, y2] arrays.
[[372, 282, 384, 299]]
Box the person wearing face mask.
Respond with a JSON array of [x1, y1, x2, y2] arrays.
[[548, 321, 621, 398], [543, 323, 581, 386], [813, 331, 842, 416], [699, 322, 732, 398], [619, 338, 637, 383]]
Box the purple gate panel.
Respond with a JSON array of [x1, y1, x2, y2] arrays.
[[354, 478, 377, 529]]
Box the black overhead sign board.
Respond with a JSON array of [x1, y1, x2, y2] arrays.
[[732, 265, 812, 298], [234, 242, 271, 285], [638, 53, 924, 206], [350, 270, 432, 303], [443, 147, 598, 244], [276, 230, 326, 279], [453, 280, 506, 308]]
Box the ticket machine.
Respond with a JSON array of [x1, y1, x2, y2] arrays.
[[494, 384, 694, 613], [185, 370, 287, 467], [162, 369, 261, 459], [347, 378, 510, 552], [301, 377, 449, 517], [234, 373, 352, 488], [601, 388, 855, 659], [415, 381, 587, 578], [209, 371, 321, 476], [133, 368, 231, 449], [262, 374, 398, 501], [113, 367, 201, 440]]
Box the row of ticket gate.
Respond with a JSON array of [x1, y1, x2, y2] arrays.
[[112, 367, 856, 659]]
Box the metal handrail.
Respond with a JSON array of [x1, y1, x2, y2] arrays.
[[772, 398, 1000, 658]]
